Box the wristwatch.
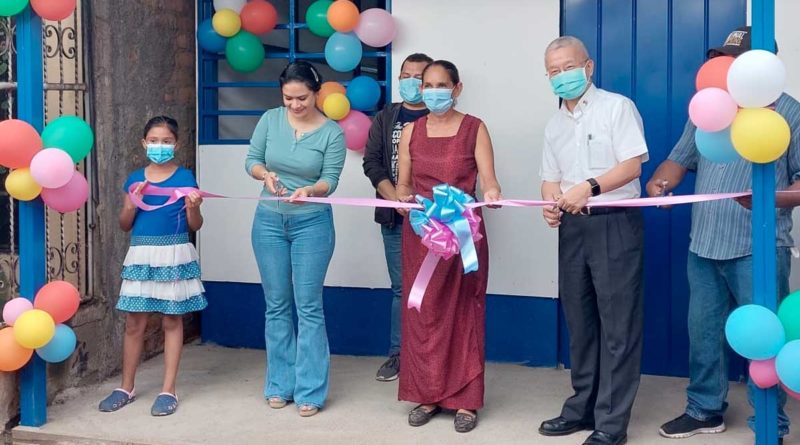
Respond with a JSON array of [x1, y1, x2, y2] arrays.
[[587, 178, 601, 197]]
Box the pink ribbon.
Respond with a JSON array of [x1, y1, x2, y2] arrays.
[[127, 183, 422, 210], [129, 183, 753, 212], [407, 208, 483, 312], [129, 184, 762, 311]]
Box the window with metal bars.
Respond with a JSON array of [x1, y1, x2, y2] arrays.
[[197, 0, 392, 145], [0, 16, 18, 281], [0, 8, 89, 303]]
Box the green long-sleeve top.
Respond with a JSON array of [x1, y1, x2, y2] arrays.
[[245, 107, 346, 214]]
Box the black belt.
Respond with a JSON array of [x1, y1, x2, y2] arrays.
[[570, 206, 635, 216]]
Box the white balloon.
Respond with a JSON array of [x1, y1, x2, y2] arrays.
[[727, 49, 786, 108], [213, 0, 247, 13]]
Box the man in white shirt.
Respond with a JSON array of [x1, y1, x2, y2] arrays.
[[537, 36, 649, 445]]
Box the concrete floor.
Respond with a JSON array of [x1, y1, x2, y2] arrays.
[[12, 344, 798, 445]]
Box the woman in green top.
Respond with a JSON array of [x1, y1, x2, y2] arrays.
[[245, 61, 346, 417]]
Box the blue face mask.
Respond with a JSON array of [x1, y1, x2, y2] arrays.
[[550, 66, 589, 100], [399, 77, 423, 104], [146, 144, 175, 164], [422, 88, 454, 114]]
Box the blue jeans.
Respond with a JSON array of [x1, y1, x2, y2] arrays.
[[685, 248, 790, 436], [252, 206, 335, 408], [381, 224, 402, 356]]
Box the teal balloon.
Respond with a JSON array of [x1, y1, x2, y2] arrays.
[[0, 0, 28, 17], [197, 18, 228, 54], [41, 116, 95, 163], [306, 0, 334, 38], [225, 31, 265, 73], [325, 32, 362, 72], [779, 290, 800, 341], [725, 304, 786, 360], [35, 324, 76, 363], [695, 128, 740, 164], [776, 340, 800, 393]]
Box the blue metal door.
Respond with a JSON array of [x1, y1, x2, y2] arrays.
[[560, 0, 747, 377]]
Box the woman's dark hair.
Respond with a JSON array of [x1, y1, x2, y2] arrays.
[[422, 60, 460, 84], [279, 61, 322, 92], [143, 115, 179, 140]]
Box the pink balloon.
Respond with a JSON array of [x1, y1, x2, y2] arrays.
[[782, 384, 800, 401], [354, 8, 397, 48], [338, 110, 372, 151], [41, 171, 88, 213], [750, 358, 780, 389], [30, 148, 76, 189], [2, 298, 33, 326], [688, 87, 738, 132]]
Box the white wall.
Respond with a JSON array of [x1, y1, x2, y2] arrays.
[[197, 0, 561, 298]]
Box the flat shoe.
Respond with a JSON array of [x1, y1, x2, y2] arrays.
[[408, 405, 442, 427], [455, 411, 478, 433], [150, 393, 178, 417]]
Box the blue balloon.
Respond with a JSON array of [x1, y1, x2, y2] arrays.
[[346, 76, 382, 111], [695, 128, 740, 164], [197, 18, 228, 54], [725, 304, 786, 360], [776, 340, 800, 392], [324, 32, 363, 72], [36, 324, 77, 363]]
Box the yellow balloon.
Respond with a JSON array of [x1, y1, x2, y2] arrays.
[[5, 168, 42, 201], [323, 92, 351, 121], [212, 9, 242, 37], [13, 309, 55, 349], [731, 108, 791, 164]]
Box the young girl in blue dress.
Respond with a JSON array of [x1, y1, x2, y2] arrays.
[[99, 116, 205, 416]]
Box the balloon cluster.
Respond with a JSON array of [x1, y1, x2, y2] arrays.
[[197, 0, 278, 73], [0, 281, 80, 371], [690, 50, 789, 164], [0, 0, 76, 21], [0, 116, 93, 213], [725, 290, 800, 398], [307, 0, 397, 72], [306, 1, 397, 151], [316, 77, 377, 151]]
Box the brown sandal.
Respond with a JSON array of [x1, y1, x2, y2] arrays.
[[408, 405, 442, 427], [454, 410, 478, 433]]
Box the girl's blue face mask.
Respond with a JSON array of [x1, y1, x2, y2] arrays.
[[146, 144, 175, 164], [422, 88, 454, 114], [399, 77, 423, 104]]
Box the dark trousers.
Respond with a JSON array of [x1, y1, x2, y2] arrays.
[[558, 208, 644, 437]]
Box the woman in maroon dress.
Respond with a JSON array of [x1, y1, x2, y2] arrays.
[[395, 60, 502, 433]]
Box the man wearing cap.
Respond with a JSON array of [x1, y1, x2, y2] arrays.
[[647, 26, 800, 443]]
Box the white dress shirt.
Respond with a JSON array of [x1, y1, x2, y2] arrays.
[[540, 84, 649, 202]]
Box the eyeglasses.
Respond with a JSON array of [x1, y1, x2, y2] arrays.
[[546, 60, 589, 79]]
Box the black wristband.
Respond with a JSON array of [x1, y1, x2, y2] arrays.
[[587, 178, 601, 196]]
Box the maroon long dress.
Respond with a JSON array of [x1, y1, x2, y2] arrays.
[[399, 114, 489, 411]]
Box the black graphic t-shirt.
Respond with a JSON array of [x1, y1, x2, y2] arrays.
[[390, 106, 429, 182]]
